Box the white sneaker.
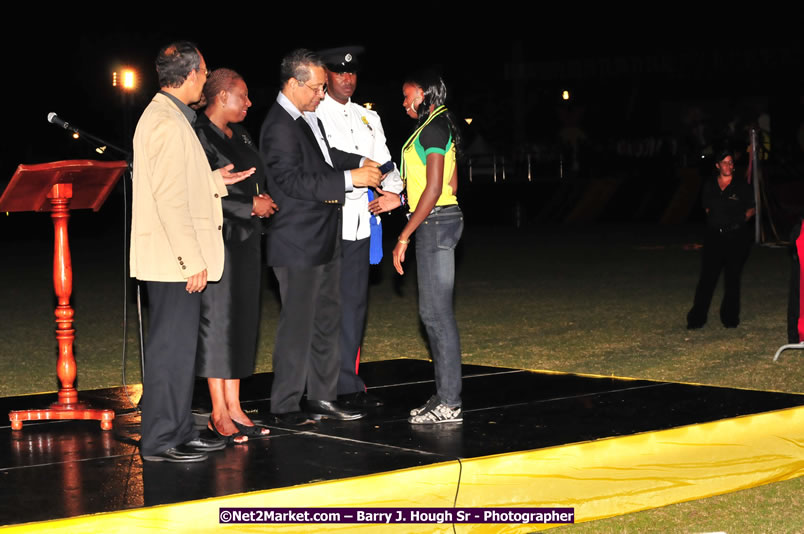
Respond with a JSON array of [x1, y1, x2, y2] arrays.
[[410, 395, 439, 417], [408, 402, 462, 424]]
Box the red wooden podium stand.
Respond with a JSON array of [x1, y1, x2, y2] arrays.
[[0, 160, 128, 430]]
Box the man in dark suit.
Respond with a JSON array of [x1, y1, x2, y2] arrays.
[[260, 49, 382, 424]]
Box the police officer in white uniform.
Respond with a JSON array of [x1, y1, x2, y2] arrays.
[[316, 46, 404, 407]]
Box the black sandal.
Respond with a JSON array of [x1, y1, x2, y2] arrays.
[[232, 419, 270, 438], [208, 416, 248, 444]]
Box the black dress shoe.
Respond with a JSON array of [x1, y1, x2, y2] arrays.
[[306, 400, 366, 421], [271, 411, 316, 427], [686, 309, 706, 329], [339, 391, 384, 408], [184, 435, 227, 452], [721, 312, 739, 328], [142, 446, 208, 463]]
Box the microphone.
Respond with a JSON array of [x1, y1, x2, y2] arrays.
[[48, 112, 77, 132]]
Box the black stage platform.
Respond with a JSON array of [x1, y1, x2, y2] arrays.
[[1, 359, 803, 530]]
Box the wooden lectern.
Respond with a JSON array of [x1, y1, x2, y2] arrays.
[[0, 160, 128, 430]]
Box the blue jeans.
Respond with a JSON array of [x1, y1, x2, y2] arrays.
[[415, 205, 464, 407]]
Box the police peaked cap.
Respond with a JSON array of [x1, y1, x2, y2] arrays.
[[317, 46, 365, 73]]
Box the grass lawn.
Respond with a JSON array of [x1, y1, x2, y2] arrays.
[[1, 219, 801, 532]]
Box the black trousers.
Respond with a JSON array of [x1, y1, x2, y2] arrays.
[[270, 253, 341, 414], [140, 281, 201, 456], [688, 227, 752, 327], [338, 238, 370, 395]]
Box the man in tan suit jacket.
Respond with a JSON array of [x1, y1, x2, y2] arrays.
[[131, 41, 252, 462]]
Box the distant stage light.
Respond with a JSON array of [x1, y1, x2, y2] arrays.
[[113, 68, 138, 91], [122, 69, 136, 90], [562, 90, 570, 101]]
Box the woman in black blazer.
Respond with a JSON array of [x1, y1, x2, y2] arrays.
[[194, 68, 277, 442]]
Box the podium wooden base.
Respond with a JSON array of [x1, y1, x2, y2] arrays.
[[9, 403, 115, 430]]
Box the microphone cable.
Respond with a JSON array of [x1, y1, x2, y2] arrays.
[[117, 163, 143, 415]]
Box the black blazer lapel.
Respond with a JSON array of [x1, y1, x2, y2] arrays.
[[201, 125, 238, 167], [296, 116, 329, 164], [317, 118, 333, 150]]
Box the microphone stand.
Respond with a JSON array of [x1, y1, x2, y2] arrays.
[[49, 114, 132, 162]]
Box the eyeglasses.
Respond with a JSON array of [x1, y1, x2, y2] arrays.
[[303, 82, 327, 94], [197, 66, 210, 77]]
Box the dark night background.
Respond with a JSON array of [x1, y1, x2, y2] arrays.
[[3, 9, 804, 236]]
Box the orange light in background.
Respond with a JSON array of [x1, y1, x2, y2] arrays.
[[121, 69, 136, 90], [562, 90, 570, 101], [113, 68, 138, 91]]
